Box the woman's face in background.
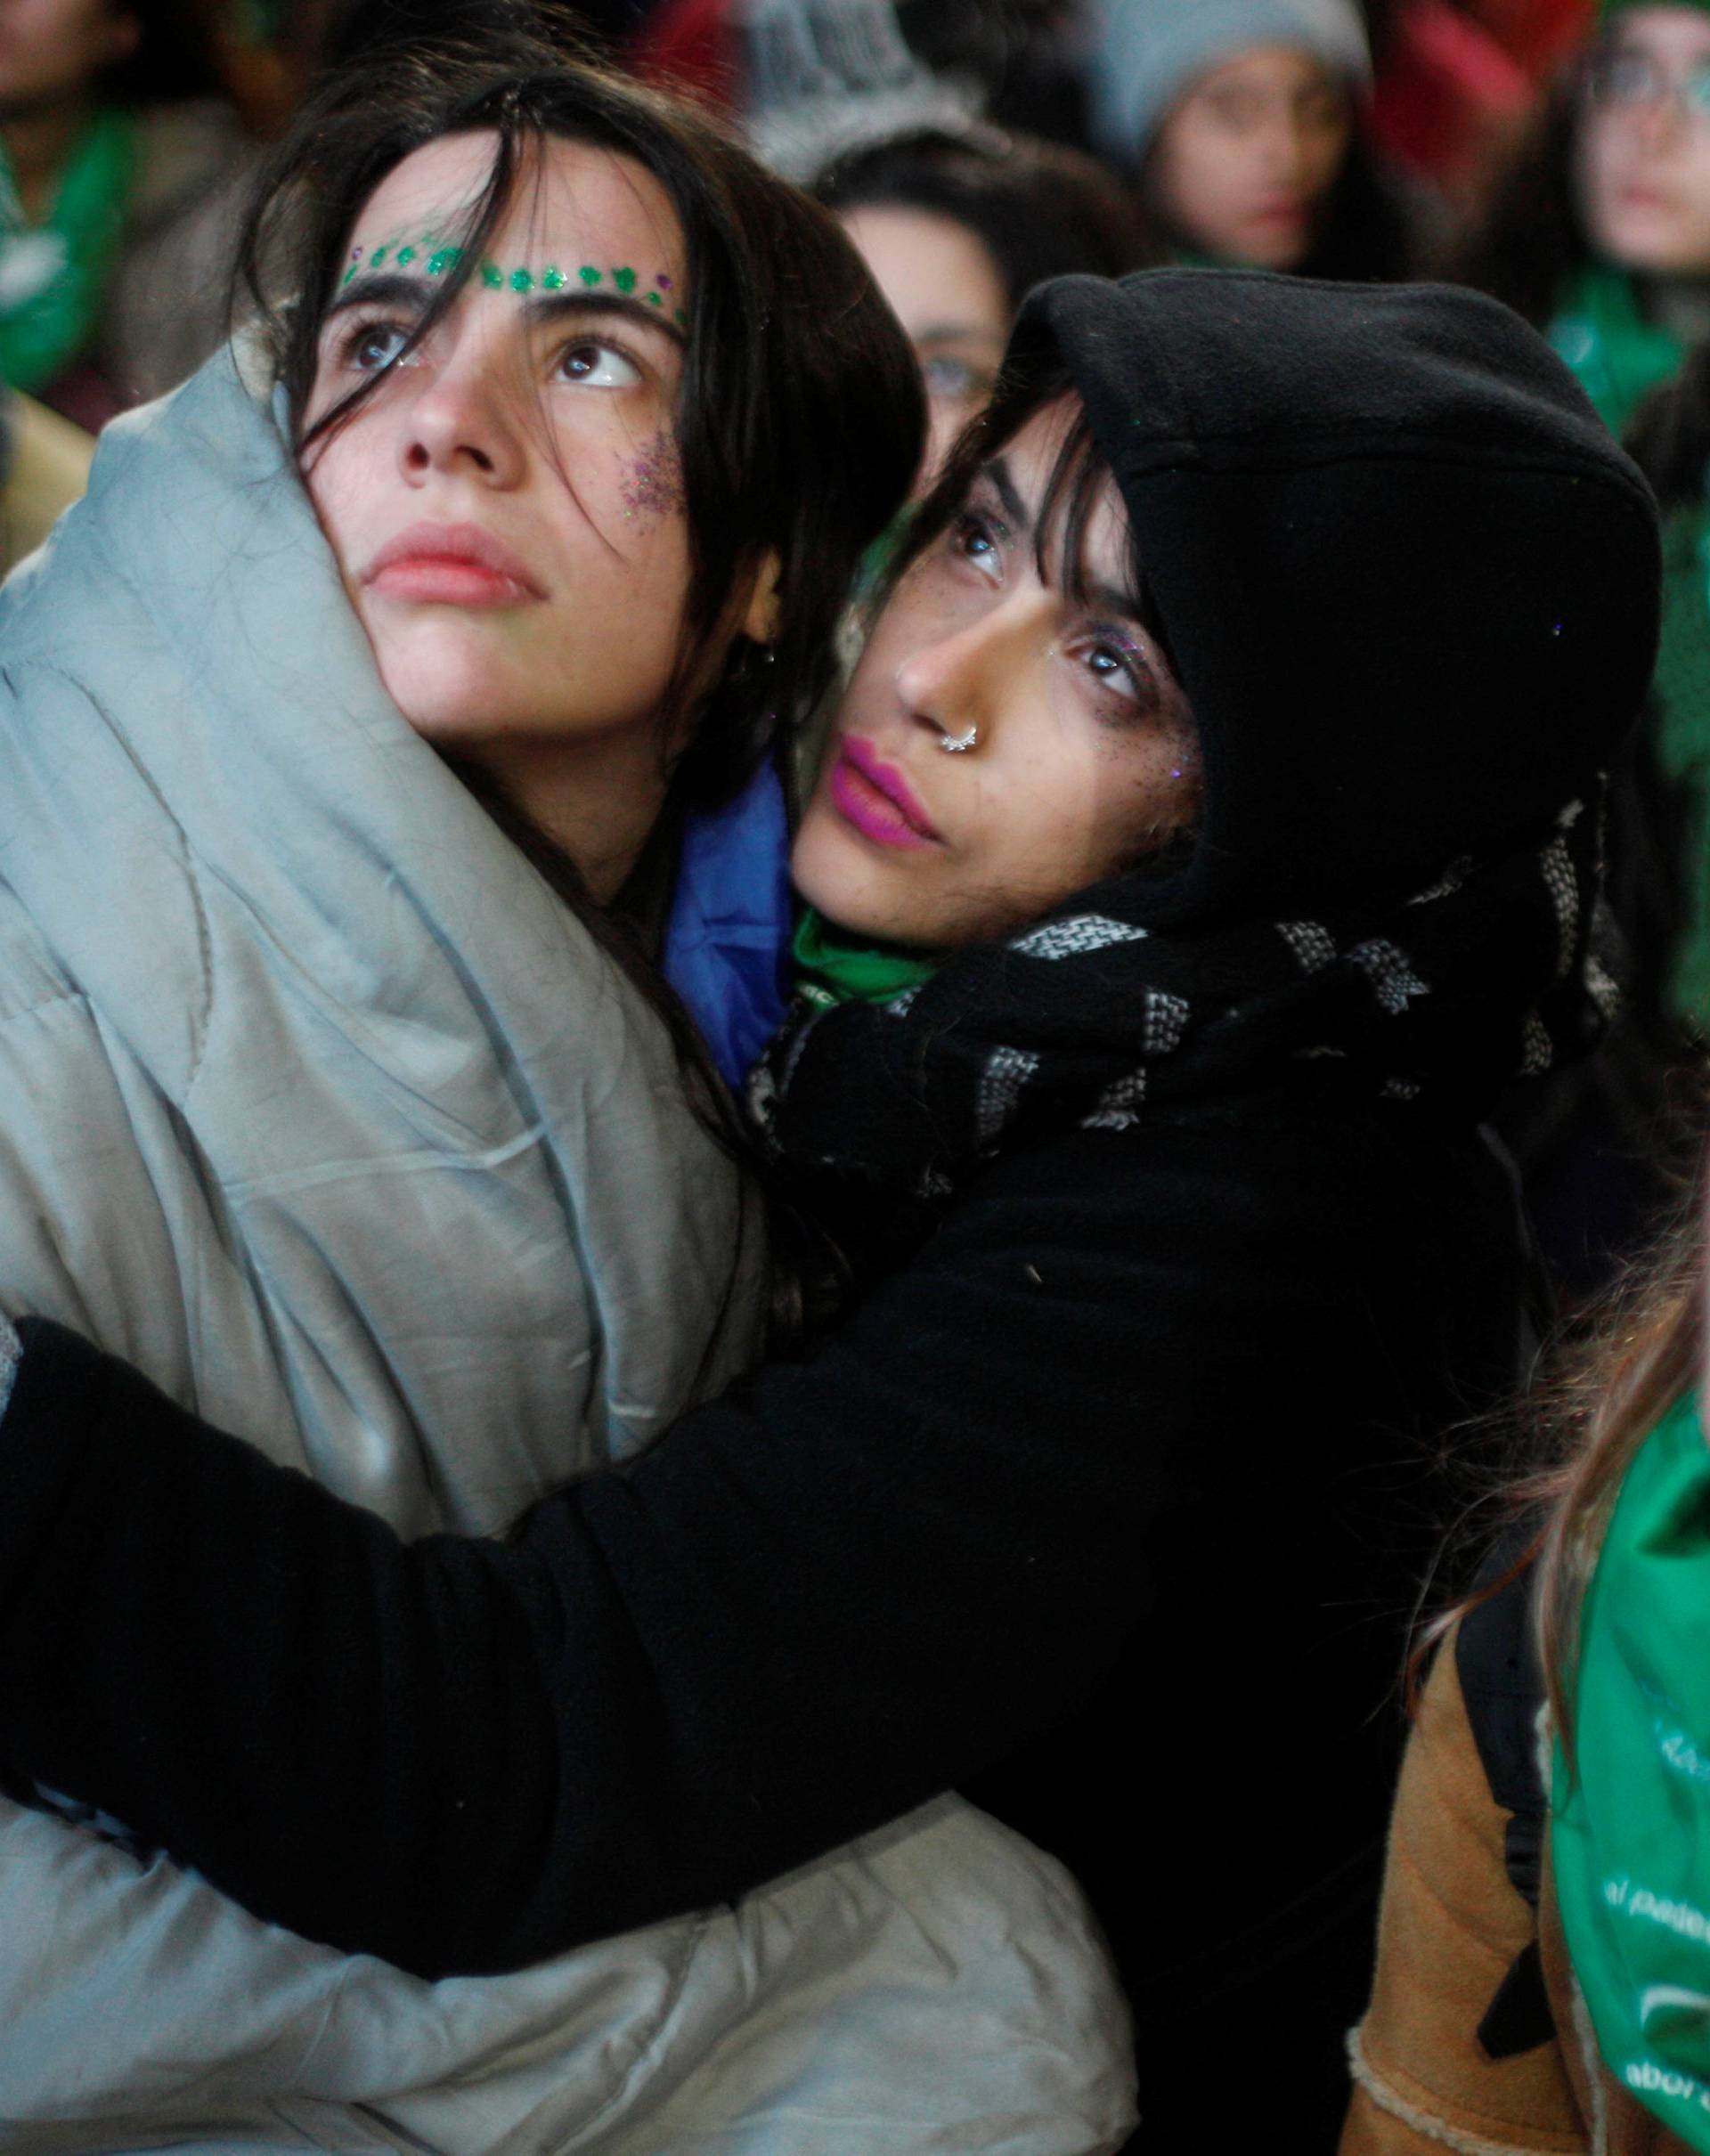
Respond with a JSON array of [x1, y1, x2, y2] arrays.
[[792, 400, 1200, 949], [0, 0, 136, 118], [1147, 45, 1353, 270], [838, 203, 1011, 493], [302, 132, 699, 851], [1578, 6, 1710, 274]]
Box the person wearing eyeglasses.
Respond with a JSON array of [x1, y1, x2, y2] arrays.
[[1439, 5, 1710, 1280], [1452, 4, 1710, 435]]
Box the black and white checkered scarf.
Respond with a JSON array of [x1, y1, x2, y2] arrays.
[[747, 794, 1611, 1235]]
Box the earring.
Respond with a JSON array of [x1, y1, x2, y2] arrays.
[[939, 724, 978, 753]]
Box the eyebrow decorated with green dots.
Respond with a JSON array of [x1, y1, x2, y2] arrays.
[[340, 232, 688, 326]]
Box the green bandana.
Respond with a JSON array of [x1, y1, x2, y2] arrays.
[[1549, 263, 1686, 438], [0, 107, 135, 395], [791, 906, 938, 1012], [1553, 1386, 1710, 2147]]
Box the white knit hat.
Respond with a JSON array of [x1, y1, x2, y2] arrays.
[[740, 0, 980, 180], [1085, 0, 1372, 171]]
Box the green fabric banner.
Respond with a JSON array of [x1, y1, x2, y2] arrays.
[[0, 108, 134, 395], [1554, 1387, 1710, 2149], [1549, 263, 1685, 439]]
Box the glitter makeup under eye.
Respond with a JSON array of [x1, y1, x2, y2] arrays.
[[621, 429, 686, 525]]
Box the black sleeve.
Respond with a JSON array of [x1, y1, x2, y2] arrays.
[[0, 1127, 1347, 1979]]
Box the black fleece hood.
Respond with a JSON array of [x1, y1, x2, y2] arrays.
[[1006, 269, 1663, 928]]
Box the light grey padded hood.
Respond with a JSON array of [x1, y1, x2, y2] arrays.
[[0, 348, 1135, 2153]]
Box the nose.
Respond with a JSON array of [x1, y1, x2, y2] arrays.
[[1624, 75, 1690, 149], [894, 590, 1047, 744], [397, 341, 527, 491], [1259, 107, 1312, 185]]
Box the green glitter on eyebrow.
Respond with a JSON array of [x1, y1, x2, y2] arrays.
[[383, 249, 680, 299], [673, 307, 688, 328]]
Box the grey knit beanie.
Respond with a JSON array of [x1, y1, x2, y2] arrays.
[[1085, 0, 1372, 172]]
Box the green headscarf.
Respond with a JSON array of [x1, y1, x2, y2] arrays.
[[0, 108, 135, 395], [1552, 1386, 1710, 2148]]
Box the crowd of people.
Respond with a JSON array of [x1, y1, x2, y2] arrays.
[[3, 0, 1710, 2151]]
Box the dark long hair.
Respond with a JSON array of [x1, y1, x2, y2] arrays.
[[1291, 129, 1418, 281], [231, 23, 924, 1346], [812, 122, 1150, 308], [1442, 77, 1584, 326], [238, 27, 922, 812]]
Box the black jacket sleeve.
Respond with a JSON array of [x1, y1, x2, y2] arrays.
[[0, 1112, 1512, 1980]]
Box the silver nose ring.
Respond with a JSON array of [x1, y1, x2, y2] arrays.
[[939, 725, 978, 753]]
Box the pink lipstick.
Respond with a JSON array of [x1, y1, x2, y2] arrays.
[[828, 736, 943, 850], [363, 521, 543, 607]]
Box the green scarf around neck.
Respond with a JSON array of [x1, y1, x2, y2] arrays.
[[0, 107, 135, 395], [791, 906, 938, 1012], [1549, 263, 1685, 439], [1552, 1385, 1710, 2148]]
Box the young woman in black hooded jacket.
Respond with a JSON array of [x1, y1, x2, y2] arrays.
[[0, 269, 1662, 2140]]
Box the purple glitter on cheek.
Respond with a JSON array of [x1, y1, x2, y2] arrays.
[[621, 430, 686, 524]]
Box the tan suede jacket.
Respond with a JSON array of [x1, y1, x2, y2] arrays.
[[1342, 1630, 1690, 2155]]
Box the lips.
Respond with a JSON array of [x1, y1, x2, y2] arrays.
[[362, 521, 544, 607], [828, 735, 944, 851]]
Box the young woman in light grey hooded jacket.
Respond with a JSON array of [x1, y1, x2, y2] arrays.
[[0, 33, 1136, 2156]]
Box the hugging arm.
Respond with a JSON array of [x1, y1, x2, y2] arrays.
[[0, 1126, 1305, 1978]]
